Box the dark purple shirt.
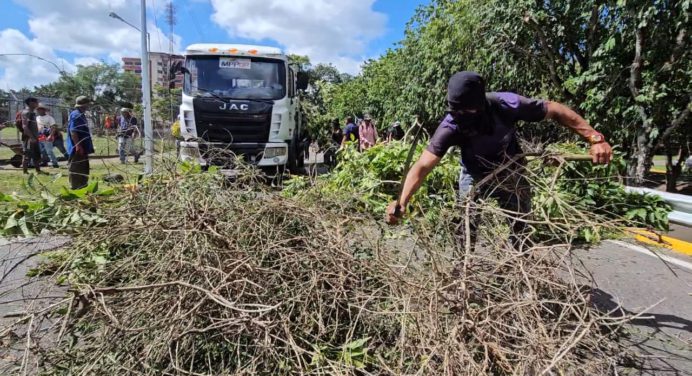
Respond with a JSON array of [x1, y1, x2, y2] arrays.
[[427, 92, 547, 178]]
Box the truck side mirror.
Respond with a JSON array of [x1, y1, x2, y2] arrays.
[[296, 72, 309, 91]]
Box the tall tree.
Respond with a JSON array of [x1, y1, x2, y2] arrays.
[[330, 0, 690, 189], [35, 63, 142, 116]]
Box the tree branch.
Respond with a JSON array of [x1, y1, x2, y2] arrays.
[[629, 26, 650, 128], [663, 26, 688, 71], [586, 2, 602, 60], [523, 14, 575, 100], [657, 95, 692, 148]]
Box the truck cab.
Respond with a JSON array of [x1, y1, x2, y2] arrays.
[[177, 43, 307, 172]]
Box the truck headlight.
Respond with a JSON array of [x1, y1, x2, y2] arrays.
[[181, 145, 201, 159], [264, 146, 287, 159]]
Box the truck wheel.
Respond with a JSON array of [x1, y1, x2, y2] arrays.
[[10, 154, 22, 168], [297, 145, 305, 169], [287, 139, 298, 174]]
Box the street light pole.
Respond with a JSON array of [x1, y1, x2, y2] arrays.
[[109, 9, 153, 174], [108, 12, 150, 52], [139, 0, 153, 175]]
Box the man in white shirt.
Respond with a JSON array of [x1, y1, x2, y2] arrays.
[[36, 103, 59, 168]]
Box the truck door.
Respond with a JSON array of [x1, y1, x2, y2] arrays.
[[288, 67, 300, 137]]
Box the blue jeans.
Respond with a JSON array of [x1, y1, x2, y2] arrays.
[[458, 168, 475, 199], [41, 141, 59, 166], [456, 164, 532, 251], [118, 136, 133, 163]]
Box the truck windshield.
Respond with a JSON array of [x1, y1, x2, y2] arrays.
[[184, 56, 286, 100]]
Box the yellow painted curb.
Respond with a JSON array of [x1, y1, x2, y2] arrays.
[[630, 229, 692, 256]]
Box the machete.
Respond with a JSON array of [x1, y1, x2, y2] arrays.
[[394, 116, 424, 217]]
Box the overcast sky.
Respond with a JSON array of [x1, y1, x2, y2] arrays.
[[0, 0, 426, 90]]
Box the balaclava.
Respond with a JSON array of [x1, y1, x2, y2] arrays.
[[446, 71, 488, 127]]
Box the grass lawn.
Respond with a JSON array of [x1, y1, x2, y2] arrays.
[[0, 158, 145, 196], [1, 127, 176, 160]]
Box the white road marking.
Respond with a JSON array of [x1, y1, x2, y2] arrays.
[[606, 240, 692, 272]]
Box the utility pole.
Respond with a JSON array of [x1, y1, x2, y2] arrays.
[[140, 0, 153, 174], [165, 1, 177, 122]]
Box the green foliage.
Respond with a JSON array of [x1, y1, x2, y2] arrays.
[[35, 63, 142, 115], [323, 0, 690, 184], [533, 145, 672, 242], [284, 141, 459, 220], [152, 84, 182, 123], [0, 182, 111, 236], [286, 142, 671, 241], [556, 150, 671, 231], [310, 337, 371, 370]]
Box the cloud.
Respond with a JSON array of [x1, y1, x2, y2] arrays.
[[0, 0, 182, 89], [209, 0, 387, 74], [0, 29, 74, 90], [18, 0, 181, 56]]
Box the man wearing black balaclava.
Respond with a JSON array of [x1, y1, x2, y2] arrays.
[[385, 71, 613, 249]]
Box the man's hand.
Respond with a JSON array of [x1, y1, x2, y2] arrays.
[[385, 201, 404, 225], [590, 142, 613, 164]]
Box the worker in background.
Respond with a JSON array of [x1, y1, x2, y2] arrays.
[[386, 121, 405, 143], [117, 108, 141, 164], [20, 97, 45, 175], [67, 96, 95, 189], [51, 120, 69, 161], [385, 71, 613, 250], [324, 119, 343, 169], [104, 114, 114, 131], [359, 114, 378, 151], [341, 116, 359, 150], [36, 103, 59, 168]]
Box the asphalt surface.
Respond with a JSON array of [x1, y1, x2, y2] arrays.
[[0, 236, 70, 373], [573, 241, 692, 375]]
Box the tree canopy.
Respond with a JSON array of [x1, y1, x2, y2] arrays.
[[303, 0, 690, 189]]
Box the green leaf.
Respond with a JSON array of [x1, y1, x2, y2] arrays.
[[344, 337, 369, 350], [41, 191, 58, 206], [4, 213, 19, 230]]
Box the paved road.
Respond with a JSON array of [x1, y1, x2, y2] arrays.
[[0, 235, 689, 374], [574, 240, 692, 375], [0, 236, 70, 373]]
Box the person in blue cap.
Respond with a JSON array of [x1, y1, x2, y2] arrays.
[[385, 71, 613, 249]]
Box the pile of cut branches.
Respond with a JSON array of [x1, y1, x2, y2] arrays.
[[1, 167, 637, 375]]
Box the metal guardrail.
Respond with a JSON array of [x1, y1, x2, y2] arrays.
[[625, 186, 692, 226]]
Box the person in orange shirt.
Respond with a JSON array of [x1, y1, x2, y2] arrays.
[[104, 115, 113, 130]]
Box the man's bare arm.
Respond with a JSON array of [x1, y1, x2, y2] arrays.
[[545, 101, 613, 164], [385, 150, 441, 224]]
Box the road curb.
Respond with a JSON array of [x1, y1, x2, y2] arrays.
[[629, 229, 692, 257]]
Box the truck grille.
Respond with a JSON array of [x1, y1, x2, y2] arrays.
[[194, 112, 272, 143]]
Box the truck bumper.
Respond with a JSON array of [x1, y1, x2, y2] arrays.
[[179, 141, 289, 167]]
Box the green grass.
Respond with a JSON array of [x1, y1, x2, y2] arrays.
[[0, 158, 144, 195], [1, 125, 176, 160]]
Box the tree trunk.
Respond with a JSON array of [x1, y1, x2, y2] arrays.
[[627, 128, 654, 186], [665, 147, 689, 193]]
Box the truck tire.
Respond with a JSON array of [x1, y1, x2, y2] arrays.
[[10, 154, 22, 168], [287, 139, 298, 174], [286, 137, 305, 175]]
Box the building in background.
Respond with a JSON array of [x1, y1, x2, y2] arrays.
[[122, 52, 184, 91]]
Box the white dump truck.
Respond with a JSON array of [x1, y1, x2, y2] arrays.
[[174, 44, 308, 172]]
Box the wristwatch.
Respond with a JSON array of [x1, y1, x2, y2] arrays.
[[587, 132, 605, 145]]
